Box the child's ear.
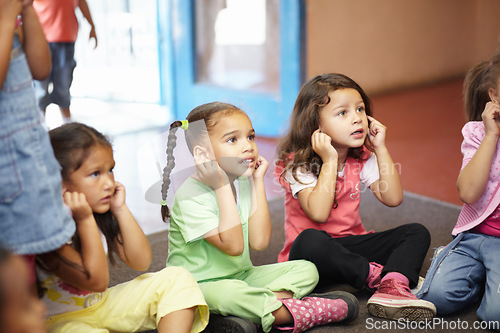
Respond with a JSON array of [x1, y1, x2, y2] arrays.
[[489, 87, 499, 103], [61, 177, 73, 194], [193, 145, 210, 162], [61, 183, 68, 197]]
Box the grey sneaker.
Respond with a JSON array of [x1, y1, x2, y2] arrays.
[[307, 290, 360, 322], [204, 314, 257, 333]]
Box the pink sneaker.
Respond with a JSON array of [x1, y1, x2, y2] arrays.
[[366, 279, 436, 321], [366, 262, 384, 289]]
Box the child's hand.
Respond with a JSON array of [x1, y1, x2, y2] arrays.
[[482, 101, 500, 138], [110, 182, 126, 213], [252, 155, 269, 182], [63, 191, 93, 221], [367, 116, 387, 148], [194, 155, 229, 189], [311, 129, 337, 162], [89, 26, 97, 48]]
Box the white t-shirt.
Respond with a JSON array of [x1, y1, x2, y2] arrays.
[[287, 153, 380, 198]]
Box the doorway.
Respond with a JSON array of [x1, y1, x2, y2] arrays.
[[171, 0, 304, 137]]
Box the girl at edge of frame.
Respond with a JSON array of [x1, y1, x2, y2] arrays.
[[275, 73, 436, 321], [0, 0, 75, 290], [36, 122, 208, 333], [417, 49, 500, 326], [161, 102, 359, 333]]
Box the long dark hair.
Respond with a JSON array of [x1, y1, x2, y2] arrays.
[[49, 123, 121, 265], [277, 73, 374, 184], [160, 102, 244, 221], [464, 48, 500, 121]]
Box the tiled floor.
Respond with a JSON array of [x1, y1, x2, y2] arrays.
[[47, 78, 465, 235]]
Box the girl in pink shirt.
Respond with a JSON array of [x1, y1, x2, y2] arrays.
[[418, 49, 500, 324], [276, 73, 435, 321]]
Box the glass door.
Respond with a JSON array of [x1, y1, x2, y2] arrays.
[[73, 0, 162, 103], [171, 0, 303, 137]]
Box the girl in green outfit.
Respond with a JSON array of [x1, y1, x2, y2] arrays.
[[161, 102, 359, 333]]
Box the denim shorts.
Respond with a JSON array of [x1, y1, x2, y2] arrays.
[[34, 42, 76, 110], [0, 35, 75, 254]]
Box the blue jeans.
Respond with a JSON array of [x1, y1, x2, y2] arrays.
[[34, 42, 76, 110], [0, 35, 75, 254], [417, 232, 500, 323]]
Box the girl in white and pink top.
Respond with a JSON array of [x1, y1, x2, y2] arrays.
[[418, 50, 500, 324], [276, 73, 436, 321]]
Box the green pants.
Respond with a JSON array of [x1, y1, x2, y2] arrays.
[[199, 260, 318, 332]]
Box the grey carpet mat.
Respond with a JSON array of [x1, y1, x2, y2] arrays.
[[111, 192, 492, 332]]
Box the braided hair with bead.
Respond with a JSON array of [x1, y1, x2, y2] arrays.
[[160, 102, 244, 221]]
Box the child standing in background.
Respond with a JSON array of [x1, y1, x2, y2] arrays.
[[162, 102, 359, 333], [0, 244, 46, 333], [39, 122, 208, 333], [275, 73, 435, 321], [0, 0, 75, 257], [33, 0, 97, 123], [417, 49, 500, 324]]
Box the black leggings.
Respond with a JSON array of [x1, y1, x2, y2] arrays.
[[289, 223, 430, 290]]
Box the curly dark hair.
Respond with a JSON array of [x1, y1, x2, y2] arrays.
[[277, 73, 374, 186]]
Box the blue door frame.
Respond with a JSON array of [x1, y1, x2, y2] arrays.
[[166, 0, 304, 137]]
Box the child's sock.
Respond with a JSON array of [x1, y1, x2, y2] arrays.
[[366, 262, 383, 289], [381, 272, 409, 286]]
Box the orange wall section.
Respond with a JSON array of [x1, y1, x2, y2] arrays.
[[305, 0, 500, 95]]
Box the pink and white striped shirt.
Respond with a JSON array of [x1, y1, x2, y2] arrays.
[[453, 121, 500, 236]]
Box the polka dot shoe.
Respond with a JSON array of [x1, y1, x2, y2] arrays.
[[275, 291, 359, 333]]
